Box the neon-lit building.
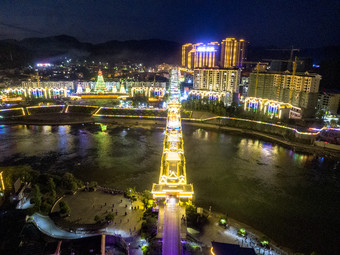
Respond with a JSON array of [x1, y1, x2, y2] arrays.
[[220, 38, 246, 68], [21, 80, 73, 90], [182, 42, 220, 69], [182, 43, 194, 68], [130, 81, 166, 100], [244, 97, 292, 119], [189, 90, 229, 104], [5, 86, 68, 99], [247, 71, 321, 118], [182, 38, 246, 70], [193, 68, 240, 93], [190, 68, 241, 105]]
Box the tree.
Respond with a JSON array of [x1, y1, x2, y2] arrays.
[[33, 184, 42, 211], [125, 187, 136, 200], [59, 201, 71, 215], [48, 178, 56, 192], [89, 181, 98, 191], [94, 215, 101, 223], [142, 190, 153, 209], [330, 119, 337, 128], [316, 110, 325, 120], [141, 217, 158, 241], [105, 213, 115, 222], [62, 172, 78, 192]]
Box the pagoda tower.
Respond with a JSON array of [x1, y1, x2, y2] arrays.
[[112, 84, 117, 93], [94, 70, 108, 93], [85, 85, 91, 93], [119, 83, 126, 93], [76, 84, 83, 94]]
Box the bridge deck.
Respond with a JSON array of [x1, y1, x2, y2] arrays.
[[162, 201, 181, 255]]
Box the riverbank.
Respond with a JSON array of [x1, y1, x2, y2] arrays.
[[41, 189, 293, 254], [196, 210, 292, 255], [40, 188, 292, 254], [1, 114, 339, 159], [183, 121, 340, 159]]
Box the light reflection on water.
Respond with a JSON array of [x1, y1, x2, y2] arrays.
[[0, 124, 339, 253]]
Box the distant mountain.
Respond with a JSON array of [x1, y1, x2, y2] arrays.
[[0, 35, 338, 89], [92, 39, 181, 65], [0, 35, 181, 68]]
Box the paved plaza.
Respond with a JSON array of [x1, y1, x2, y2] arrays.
[[52, 190, 144, 237]]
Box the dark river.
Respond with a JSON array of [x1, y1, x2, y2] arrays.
[[0, 124, 339, 254]]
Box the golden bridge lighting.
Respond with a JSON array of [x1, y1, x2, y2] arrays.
[[152, 100, 194, 200]]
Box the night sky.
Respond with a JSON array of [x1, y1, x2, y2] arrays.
[[1, 0, 339, 48]]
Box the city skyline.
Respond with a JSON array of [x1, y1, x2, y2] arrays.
[[1, 0, 339, 48]]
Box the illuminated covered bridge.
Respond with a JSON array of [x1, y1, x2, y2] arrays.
[[152, 100, 194, 200]]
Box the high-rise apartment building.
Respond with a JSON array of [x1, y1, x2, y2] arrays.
[[182, 38, 246, 70], [182, 43, 193, 68], [247, 71, 321, 118], [190, 67, 240, 105], [194, 42, 220, 68], [193, 68, 240, 93], [182, 42, 220, 69], [317, 92, 340, 115], [220, 38, 246, 68]]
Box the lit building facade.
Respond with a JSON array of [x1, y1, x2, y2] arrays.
[[182, 43, 193, 68], [220, 38, 246, 68], [182, 38, 246, 70], [247, 71, 321, 118], [193, 68, 240, 93], [182, 42, 220, 69], [21, 81, 74, 89], [317, 92, 340, 115], [190, 68, 241, 105], [130, 81, 167, 99], [5, 81, 74, 99]]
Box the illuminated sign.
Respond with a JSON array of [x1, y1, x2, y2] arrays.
[[197, 46, 215, 52], [37, 63, 52, 67]]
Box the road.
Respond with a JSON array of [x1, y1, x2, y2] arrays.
[[162, 198, 181, 255]]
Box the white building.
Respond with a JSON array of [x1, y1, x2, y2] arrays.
[[21, 81, 74, 89], [193, 68, 240, 93], [317, 91, 340, 115]]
